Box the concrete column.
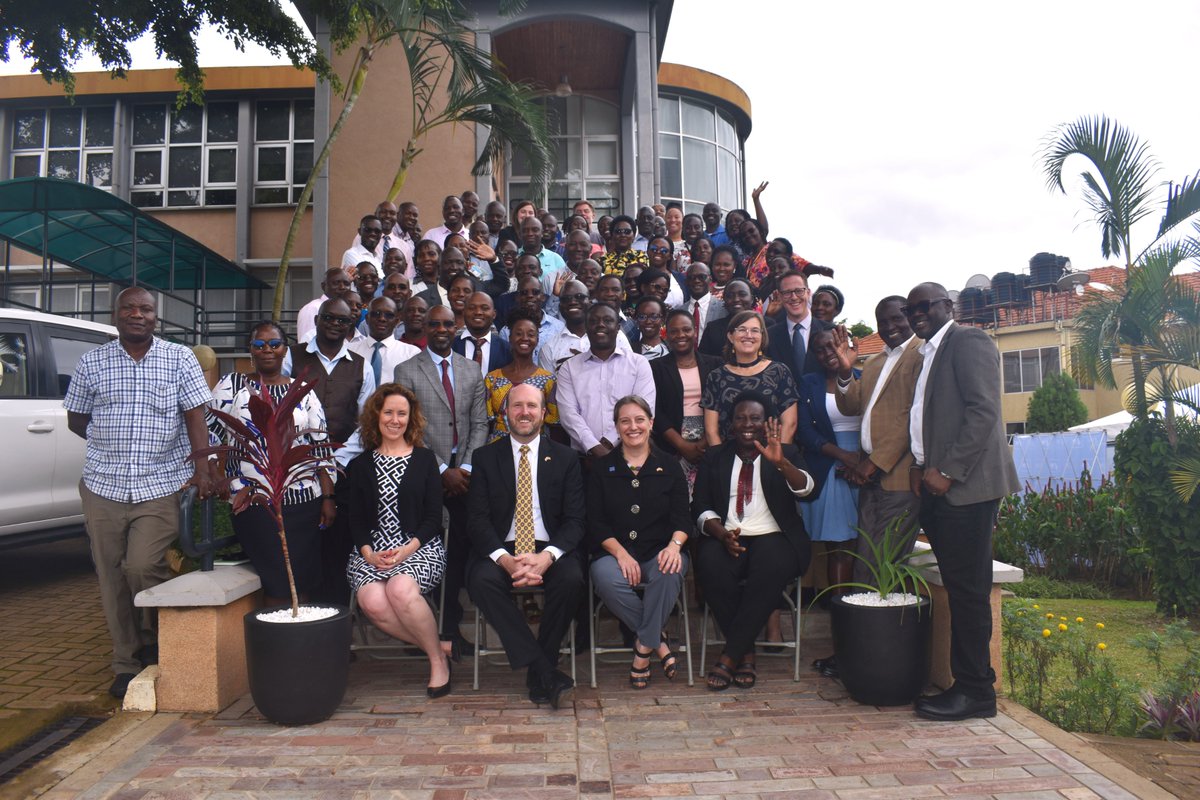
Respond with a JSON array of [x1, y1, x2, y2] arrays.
[[631, 29, 657, 206], [474, 30, 494, 202], [234, 100, 252, 266], [311, 14, 333, 301]]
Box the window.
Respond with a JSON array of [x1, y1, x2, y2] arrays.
[[1002, 346, 1062, 393], [1006, 422, 1026, 439], [130, 103, 239, 208], [10, 107, 115, 188], [658, 94, 742, 214], [48, 329, 108, 397], [506, 96, 620, 221], [0, 332, 32, 398], [253, 99, 314, 205]]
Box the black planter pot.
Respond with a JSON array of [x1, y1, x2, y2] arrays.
[[244, 605, 353, 725], [830, 595, 932, 707]]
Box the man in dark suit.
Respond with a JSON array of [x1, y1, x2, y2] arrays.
[[452, 291, 512, 376], [394, 304, 488, 653], [765, 270, 833, 383], [466, 383, 586, 708], [905, 282, 1019, 721]]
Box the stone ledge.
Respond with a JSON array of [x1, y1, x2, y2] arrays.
[[134, 565, 261, 608], [912, 540, 1024, 585]]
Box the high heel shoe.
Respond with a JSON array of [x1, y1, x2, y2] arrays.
[[427, 659, 452, 699]]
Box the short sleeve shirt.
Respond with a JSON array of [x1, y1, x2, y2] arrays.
[[63, 337, 212, 503]]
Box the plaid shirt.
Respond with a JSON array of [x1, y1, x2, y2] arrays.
[[63, 337, 211, 503]]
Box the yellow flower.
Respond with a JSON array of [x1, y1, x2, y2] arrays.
[[1058, 623, 1069, 632], [1076, 617, 1084, 623], [1060, 616, 1068, 621], [1042, 629, 1052, 637], [1046, 612, 1056, 619], [1096, 622, 1105, 630], [1033, 604, 1040, 609], [1097, 643, 1107, 651]]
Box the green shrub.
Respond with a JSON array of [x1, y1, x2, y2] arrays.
[[1010, 575, 1110, 600], [1025, 372, 1089, 433]]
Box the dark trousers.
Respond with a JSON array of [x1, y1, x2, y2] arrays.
[[919, 492, 999, 700], [695, 533, 803, 662], [440, 493, 470, 639], [853, 483, 922, 585], [315, 502, 353, 607], [466, 549, 584, 671]]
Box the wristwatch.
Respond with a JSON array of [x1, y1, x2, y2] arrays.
[[938, 470, 953, 482]]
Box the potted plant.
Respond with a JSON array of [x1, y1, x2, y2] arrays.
[[194, 375, 352, 725], [814, 513, 933, 706]]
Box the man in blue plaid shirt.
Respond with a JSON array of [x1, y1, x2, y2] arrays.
[[64, 287, 215, 700]]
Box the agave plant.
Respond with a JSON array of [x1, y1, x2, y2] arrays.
[[811, 512, 931, 612], [191, 373, 339, 617]]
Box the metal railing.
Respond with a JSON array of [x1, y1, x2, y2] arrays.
[[177, 486, 236, 572]]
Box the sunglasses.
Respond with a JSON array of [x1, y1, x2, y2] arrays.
[[560, 293, 588, 303], [611, 228, 634, 236], [319, 313, 354, 326], [249, 338, 286, 350], [368, 310, 397, 320], [902, 298, 949, 316]]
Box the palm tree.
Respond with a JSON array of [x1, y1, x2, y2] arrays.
[[270, 0, 552, 321], [1040, 116, 1200, 441]]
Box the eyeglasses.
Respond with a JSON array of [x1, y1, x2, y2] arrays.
[[319, 313, 354, 326], [611, 227, 634, 236], [647, 245, 671, 255], [902, 298, 950, 316], [560, 293, 588, 303], [731, 326, 763, 336], [635, 313, 664, 322], [778, 288, 810, 298], [249, 338, 286, 350], [368, 310, 397, 320]]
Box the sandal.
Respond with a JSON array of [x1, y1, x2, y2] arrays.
[[706, 661, 734, 692], [630, 646, 653, 690], [732, 660, 757, 689], [659, 632, 678, 681]]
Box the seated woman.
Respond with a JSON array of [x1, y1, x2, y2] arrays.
[[343, 384, 452, 698], [588, 396, 691, 689], [692, 392, 814, 690], [210, 321, 335, 608], [484, 309, 559, 441]]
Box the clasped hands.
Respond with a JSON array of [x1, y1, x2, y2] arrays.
[[362, 539, 417, 570], [498, 551, 553, 587]]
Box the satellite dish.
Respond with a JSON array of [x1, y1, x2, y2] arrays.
[[947, 289, 960, 302], [1056, 272, 1089, 292], [964, 273, 991, 290]]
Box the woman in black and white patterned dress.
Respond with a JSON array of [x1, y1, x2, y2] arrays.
[[343, 383, 451, 697]]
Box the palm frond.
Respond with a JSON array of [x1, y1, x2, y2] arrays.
[[1169, 456, 1200, 503], [1155, 171, 1200, 245]]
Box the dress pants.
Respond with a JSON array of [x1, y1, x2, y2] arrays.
[[440, 492, 470, 640], [695, 533, 802, 662], [467, 548, 584, 670], [919, 492, 999, 700], [853, 482, 921, 585], [590, 552, 689, 650]]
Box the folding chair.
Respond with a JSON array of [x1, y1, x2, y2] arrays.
[[588, 577, 694, 687], [348, 581, 444, 660], [699, 579, 804, 681], [472, 586, 576, 690]]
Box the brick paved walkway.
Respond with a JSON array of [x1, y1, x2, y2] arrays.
[[19, 639, 1171, 799]]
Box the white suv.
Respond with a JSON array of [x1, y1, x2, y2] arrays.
[[0, 308, 116, 547]]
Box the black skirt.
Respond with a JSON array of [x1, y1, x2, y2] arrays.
[[233, 497, 323, 598]]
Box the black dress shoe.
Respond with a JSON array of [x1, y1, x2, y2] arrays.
[[914, 688, 996, 721], [811, 655, 838, 678], [136, 644, 158, 667], [109, 673, 136, 699], [427, 662, 452, 699], [543, 670, 575, 710]]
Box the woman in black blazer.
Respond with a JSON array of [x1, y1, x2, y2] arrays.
[[342, 383, 451, 698], [651, 309, 723, 493], [588, 396, 692, 690]]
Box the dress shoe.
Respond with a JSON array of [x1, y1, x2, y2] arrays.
[[109, 673, 136, 699], [914, 688, 996, 721], [811, 654, 838, 678], [135, 644, 158, 667], [427, 662, 452, 699], [543, 670, 575, 710]]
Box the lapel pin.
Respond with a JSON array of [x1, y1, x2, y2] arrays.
[[544, 456, 551, 462], [655, 467, 663, 472], [608, 466, 615, 472]]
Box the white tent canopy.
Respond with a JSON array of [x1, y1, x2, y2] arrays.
[[1068, 383, 1199, 442]]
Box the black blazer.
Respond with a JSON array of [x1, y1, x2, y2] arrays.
[[341, 447, 444, 549], [493, 291, 519, 328], [649, 352, 723, 455], [466, 435, 586, 560], [766, 314, 833, 385], [452, 332, 513, 373], [586, 445, 692, 562], [690, 441, 814, 565], [416, 284, 443, 309]]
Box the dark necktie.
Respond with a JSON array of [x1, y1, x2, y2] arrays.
[[736, 457, 755, 520], [371, 341, 384, 386], [441, 359, 458, 447], [693, 300, 702, 331], [792, 321, 807, 375], [473, 337, 486, 366]]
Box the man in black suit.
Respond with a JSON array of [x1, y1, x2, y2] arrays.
[[466, 382, 586, 708], [452, 291, 512, 375], [765, 270, 833, 383], [906, 282, 1020, 721]]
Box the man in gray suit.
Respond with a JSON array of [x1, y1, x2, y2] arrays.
[[395, 304, 488, 652], [905, 282, 1019, 721]]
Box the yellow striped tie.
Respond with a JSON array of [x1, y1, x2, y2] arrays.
[[514, 445, 535, 555]]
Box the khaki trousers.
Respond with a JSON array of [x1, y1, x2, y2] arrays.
[[79, 482, 180, 675]]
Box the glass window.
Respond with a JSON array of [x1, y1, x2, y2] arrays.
[[682, 99, 715, 139], [1041, 349, 1061, 382], [717, 110, 737, 150], [133, 105, 165, 145], [85, 107, 113, 147], [13, 155, 40, 177], [48, 108, 82, 148], [48, 334, 104, 396], [0, 332, 32, 399], [133, 151, 162, 186], [47, 151, 78, 181], [10, 106, 114, 189], [1003, 346, 1062, 392], [12, 110, 45, 149], [85, 153, 112, 188], [206, 103, 238, 143], [130, 103, 240, 207], [660, 96, 679, 133], [207, 148, 236, 184], [1003, 352, 1022, 393], [584, 98, 619, 135], [683, 139, 717, 203], [256, 146, 287, 183], [168, 147, 202, 188], [293, 100, 314, 140], [256, 101, 291, 141], [657, 93, 743, 213], [169, 106, 203, 143], [1020, 350, 1040, 391], [718, 149, 739, 210], [252, 99, 315, 206]]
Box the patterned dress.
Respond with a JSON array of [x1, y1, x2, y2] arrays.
[[484, 368, 559, 441], [700, 361, 800, 442], [345, 452, 447, 593], [600, 248, 648, 277]]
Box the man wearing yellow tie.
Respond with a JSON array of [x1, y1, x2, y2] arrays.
[[465, 383, 586, 708]]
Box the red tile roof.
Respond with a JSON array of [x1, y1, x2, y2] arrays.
[[959, 266, 1130, 329], [854, 332, 885, 356]]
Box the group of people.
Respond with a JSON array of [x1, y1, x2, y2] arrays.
[[68, 189, 1017, 724]]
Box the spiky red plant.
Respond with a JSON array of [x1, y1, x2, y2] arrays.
[[191, 373, 341, 616]]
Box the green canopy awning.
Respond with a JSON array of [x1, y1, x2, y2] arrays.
[[0, 177, 266, 290]]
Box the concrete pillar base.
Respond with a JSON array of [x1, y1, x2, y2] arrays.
[[155, 592, 261, 713], [926, 582, 1005, 694]]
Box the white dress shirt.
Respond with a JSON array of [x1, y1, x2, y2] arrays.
[[695, 455, 811, 536], [423, 225, 466, 249], [295, 294, 327, 343], [841, 334, 916, 454], [909, 322, 952, 465], [786, 313, 813, 355], [537, 327, 633, 373], [281, 337, 376, 414], [688, 293, 714, 341], [350, 335, 421, 383], [488, 435, 564, 563], [340, 244, 381, 274], [457, 329, 497, 376]]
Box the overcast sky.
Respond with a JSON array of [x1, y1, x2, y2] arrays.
[[4, 0, 1199, 324]]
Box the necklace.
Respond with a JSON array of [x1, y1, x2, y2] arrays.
[[733, 355, 762, 368]]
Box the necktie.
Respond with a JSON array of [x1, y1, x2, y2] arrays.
[[473, 337, 486, 366], [693, 300, 702, 332], [514, 445, 535, 554], [440, 359, 458, 447], [381, 234, 391, 255], [792, 321, 807, 375], [371, 341, 384, 386], [735, 457, 755, 520]]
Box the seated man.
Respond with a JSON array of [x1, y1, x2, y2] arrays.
[[466, 383, 585, 708]]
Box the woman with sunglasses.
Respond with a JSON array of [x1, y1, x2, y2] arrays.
[[208, 322, 335, 608], [600, 214, 649, 278]]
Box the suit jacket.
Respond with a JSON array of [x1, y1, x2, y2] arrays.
[[795, 370, 859, 502], [465, 435, 586, 560], [766, 314, 834, 385], [587, 445, 692, 561], [834, 336, 923, 492], [691, 441, 814, 564], [649, 352, 723, 455], [416, 284, 443, 308], [921, 322, 1019, 505], [493, 291, 519, 328], [452, 332, 513, 373], [394, 350, 488, 470]]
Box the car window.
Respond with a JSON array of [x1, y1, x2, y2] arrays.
[[49, 332, 108, 397], [0, 332, 32, 398]]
